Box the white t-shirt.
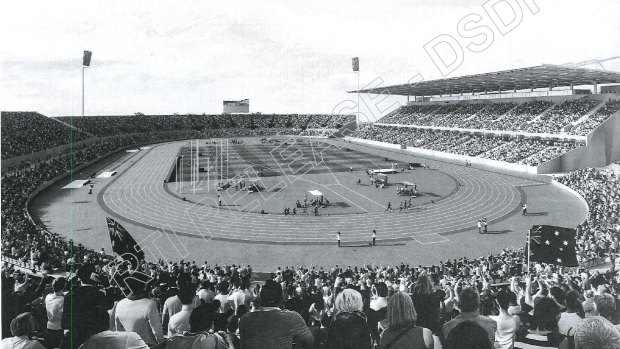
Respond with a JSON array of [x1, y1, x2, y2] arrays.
[[114, 298, 164, 346], [168, 305, 194, 337], [213, 294, 231, 314], [558, 312, 583, 336], [489, 314, 520, 349], [44, 293, 64, 330]]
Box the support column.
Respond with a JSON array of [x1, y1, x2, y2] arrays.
[[593, 81, 598, 94]]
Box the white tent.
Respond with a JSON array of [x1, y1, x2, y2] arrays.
[[308, 190, 323, 196]]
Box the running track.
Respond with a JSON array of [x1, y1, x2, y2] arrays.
[[99, 141, 540, 245]]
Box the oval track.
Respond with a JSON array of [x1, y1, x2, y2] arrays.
[[100, 141, 532, 244]]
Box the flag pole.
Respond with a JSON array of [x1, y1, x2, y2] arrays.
[[82, 66, 85, 116], [526, 229, 531, 275], [357, 71, 360, 127]]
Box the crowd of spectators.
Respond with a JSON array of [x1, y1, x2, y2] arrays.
[[489, 100, 554, 131], [459, 103, 517, 129], [526, 99, 600, 134], [57, 114, 354, 138], [1, 112, 92, 159], [571, 99, 620, 136], [1, 113, 619, 348], [371, 97, 617, 136], [429, 104, 487, 128], [2, 239, 619, 348], [377, 105, 441, 125], [554, 168, 620, 265], [354, 126, 582, 165], [481, 139, 583, 166]]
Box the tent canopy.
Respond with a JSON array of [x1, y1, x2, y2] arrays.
[[308, 190, 323, 196]]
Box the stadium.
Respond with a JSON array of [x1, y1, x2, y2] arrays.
[[2, 1, 620, 348]]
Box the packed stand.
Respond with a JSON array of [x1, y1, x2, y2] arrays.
[[377, 105, 442, 125], [526, 99, 599, 134], [480, 139, 583, 166], [520, 141, 584, 166], [459, 103, 517, 129], [353, 125, 582, 165], [430, 104, 487, 128], [489, 100, 554, 131], [58, 114, 346, 137], [3, 244, 619, 349], [1, 112, 92, 159], [554, 168, 620, 265], [571, 99, 620, 135]]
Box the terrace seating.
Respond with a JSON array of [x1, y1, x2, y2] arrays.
[[570, 99, 620, 135], [526, 99, 599, 134], [1, 112, 92, 159]]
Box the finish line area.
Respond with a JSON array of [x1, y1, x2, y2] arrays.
[[30, 137, 588, 269]]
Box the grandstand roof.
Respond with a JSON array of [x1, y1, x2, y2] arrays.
[[350, 64, 620, 96]]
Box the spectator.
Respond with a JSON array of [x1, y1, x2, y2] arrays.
[[594, 293, 620, 330], [573, 316, 620, 349], [558, 290, 584, 336], [167, 303, 234, 349], [1, 312, 46, 349], [380, 291, 434, 349], [79, 308, 149, 349], [114, 277, 164, 346], [442, 287, 496, 345], [411, 273, 440, 334], [239, 280, 313, 349], [168, 287, 196, 337], [443, 320, 493, 349], [44, 277, 65, 349], [514, 297, 567, 348], [325, 288, 372, 349], [489, 289, 520, 349]]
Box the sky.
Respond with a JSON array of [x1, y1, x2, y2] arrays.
[[1, 0, 619, 120]]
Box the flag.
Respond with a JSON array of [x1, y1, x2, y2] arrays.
[[83, 50, 92, 67], [106, 217, 145, 269], [529, 225, 578, 266], [352, 57, 359, 72]]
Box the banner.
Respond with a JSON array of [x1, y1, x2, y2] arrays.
[[352, 57, 359, 72], [529, 225, 578, 266], [106, 217, 145, 269], [83, 50, 92, 67]]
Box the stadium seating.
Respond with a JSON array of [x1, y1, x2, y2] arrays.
[[525, 99, 599, 134], [1, 110, 619, 348], [1, 112, 92, 159], [354, 125, 584, 165], [571, 99, 620, 135]]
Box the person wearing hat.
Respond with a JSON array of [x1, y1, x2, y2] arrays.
[[1, 312, 46, 349]]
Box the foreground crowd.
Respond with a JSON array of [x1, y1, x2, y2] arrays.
[[2, 254, 619, 349]]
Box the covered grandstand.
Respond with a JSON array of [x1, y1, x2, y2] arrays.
[[349, 64, 620, 174]]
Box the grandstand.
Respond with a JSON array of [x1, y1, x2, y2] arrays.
[[350, 64, 620, 173]]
